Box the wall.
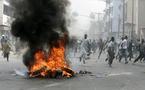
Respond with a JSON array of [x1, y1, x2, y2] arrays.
[[0, 0, 4, 25], [138, 0, 145, 39], [111, 0, 123, 39]]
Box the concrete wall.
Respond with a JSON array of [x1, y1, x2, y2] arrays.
[[112, 0, 119, 32], [138, 0, 145, 39], [0, 0, 12, 26], [0, 0, 4, 25], [125, 0, 139, 38], [111, 0, 123, 39], [125, 0, 145, 39], [138, 0, 145, 29]]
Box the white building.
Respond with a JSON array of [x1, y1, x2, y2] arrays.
[[112, 0, 124, 38], [125, 0, 145, 39], [0, 0, 13, 38], [104, 0, 112, 38], [104, 0, 124, 39]]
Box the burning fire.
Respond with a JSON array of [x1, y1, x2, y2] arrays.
[[28, 35, 75, 78]]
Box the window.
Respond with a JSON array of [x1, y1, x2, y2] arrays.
[[3, 4, 13, 17]]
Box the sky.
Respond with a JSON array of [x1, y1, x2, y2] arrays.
[[70, 0, 106, 16], [68, 0, 106, 37]]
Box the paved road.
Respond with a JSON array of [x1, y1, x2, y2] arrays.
[[0, 51, 145, 90]]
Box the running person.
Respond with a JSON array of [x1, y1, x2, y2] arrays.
[[80, 34, 90, 64], [107, 37, 115, 67]]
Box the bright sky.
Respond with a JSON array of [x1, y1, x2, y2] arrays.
[[70, 0, 106, 15], [68, 0, 106, 37]]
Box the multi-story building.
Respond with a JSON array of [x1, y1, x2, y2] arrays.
[[125, 0, 145, 39], [104, 0, 124, 39], [0, 0, 13, 38], [104, 0, 112, 38]]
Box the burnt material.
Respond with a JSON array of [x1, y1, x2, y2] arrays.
[[28, 67, 75, 78]]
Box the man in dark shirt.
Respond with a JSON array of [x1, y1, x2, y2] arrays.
[[133, 39, 145, 63]]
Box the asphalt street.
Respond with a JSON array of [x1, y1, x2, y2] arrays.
[[0, 51, 145, 90]]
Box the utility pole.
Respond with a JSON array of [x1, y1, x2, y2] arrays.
[[105, 0, 112, 37], [105, 0, 108, 37], [131, 0, 134, 39], [122, 0, 125, 37], [118, 17, 121, 38], [108, 0, 112, 36]]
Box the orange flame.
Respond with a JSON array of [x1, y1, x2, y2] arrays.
[[28, 35, 74, 78]]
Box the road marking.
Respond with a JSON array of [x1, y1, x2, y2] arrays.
[[44, 83, 63, 88], [107, 72, 132, 77]]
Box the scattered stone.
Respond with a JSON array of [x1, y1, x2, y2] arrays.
[[79, 70, 92, 75]]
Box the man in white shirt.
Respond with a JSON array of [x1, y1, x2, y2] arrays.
[[80, 34, 90, 64], [119, 36, 128, 64], [107, 37, 115, 67]]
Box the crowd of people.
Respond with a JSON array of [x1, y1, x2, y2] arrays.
[[105, 36, 145, 67], [70, 34, 145, 67], [1, 33, 145, 67]]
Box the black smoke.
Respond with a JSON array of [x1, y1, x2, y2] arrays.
[[11, 0, 70, 67]]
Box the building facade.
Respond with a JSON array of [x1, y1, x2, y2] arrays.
[[0, 0, 13, 38], [104, 0, 112, 38], [125, 0, 145, 40], [104, 0, 124, 39]]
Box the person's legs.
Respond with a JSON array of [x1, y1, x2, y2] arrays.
[[79, 55, 82, 62], [108, 51, 114, 67], [98, 49, 102, 59], [122, 49, 128, 64], [128, 51, 133, 61], [119, 55, 122, 62], [80, 53, 85, 62], [6, 53, 9, 62], [119, 50, 123, 62], [116, 52, 119, 60], [83, 58, 85, 64], [108, 55, 111, 67], [125, 57, 128, 64], [83, 53, 86, 64], [108, 57, 114, 67], [80, 53, 84, 62], [134, 53, 141, 63], [139, 55, 144, 62], [105, 58, 108, 62], [108, 57, 113, 67], [143, 54, 145, 62]]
